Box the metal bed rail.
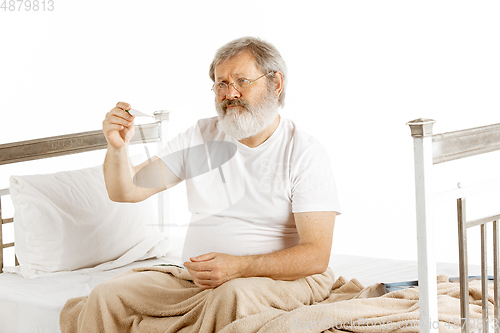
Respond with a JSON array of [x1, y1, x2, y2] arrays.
[[0, 122, 161, 166]]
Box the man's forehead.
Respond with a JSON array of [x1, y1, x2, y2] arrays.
[[214, 52, 260, 80], [216, 71, 247, 81]]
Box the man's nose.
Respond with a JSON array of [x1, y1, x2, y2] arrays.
[[226, 83, 241, 99]]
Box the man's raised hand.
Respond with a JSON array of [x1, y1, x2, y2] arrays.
[[102, 102, 136, 149]]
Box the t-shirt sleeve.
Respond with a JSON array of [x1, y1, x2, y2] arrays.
[[290, 139, 341, 214], [154, 125, 196, 180]]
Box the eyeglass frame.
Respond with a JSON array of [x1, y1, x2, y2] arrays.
[[211, 71, 275, 97]]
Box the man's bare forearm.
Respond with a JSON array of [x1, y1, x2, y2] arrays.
[[239, 242, 330, 280], [238, 212, 335, 280], [103, 144, 137, 202]]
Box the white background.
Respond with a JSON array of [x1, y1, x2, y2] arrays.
[[1, 1, 499, 266]]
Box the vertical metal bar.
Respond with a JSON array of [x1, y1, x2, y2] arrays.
[[481, 223, 489, 333], [407, 119, 439, 333], [154, 111, 170, 234], [494, 220, 500, 333], [0, 196, 3, 273], [458, 198, 470, 333]]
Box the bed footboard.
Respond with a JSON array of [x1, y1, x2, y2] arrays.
[[408, 119, 500, 333]]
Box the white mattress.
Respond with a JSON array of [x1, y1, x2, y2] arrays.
[[0, 253, 484, 333]]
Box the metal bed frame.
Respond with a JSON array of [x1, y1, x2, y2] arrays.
[[0, 110, 170, 273], [408, 119, 500, 333]]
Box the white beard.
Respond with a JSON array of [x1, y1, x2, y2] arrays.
[[215, 90, 279, 140]]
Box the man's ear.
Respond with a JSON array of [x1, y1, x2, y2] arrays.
[[273, 72, 284, 98]]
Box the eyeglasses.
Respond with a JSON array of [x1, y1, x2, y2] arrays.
[[212, 72, 274, 97]]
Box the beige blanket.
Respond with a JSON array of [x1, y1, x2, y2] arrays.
[[60, 266, 492, 333]]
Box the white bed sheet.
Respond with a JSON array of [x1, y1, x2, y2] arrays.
[[0, 252, 484, 333], [0, 256, 182, 333], [329, 253, 484, 286]]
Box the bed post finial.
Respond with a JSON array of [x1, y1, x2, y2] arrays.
[[407, 118, 436, 138], [154, 110, 170, 123]]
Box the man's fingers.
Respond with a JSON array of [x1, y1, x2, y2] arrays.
[[109, 102, 134, 122], [194, 282, 214, 290], [104, 109, 134, 130], [184, 261, 212, 272], [103, 118, 133, 135], [116, 101, 131, 111], [105, 124, 125, 132], [186, 268, 216, 289], [190, 252, 217, 262], [192, 277, 220, 289], [111, 108, 134, 121], [190, 271, 214, 281], [110, 116, 133, 128], [187, 268, 225, 289], [102, 104, 136, 149]]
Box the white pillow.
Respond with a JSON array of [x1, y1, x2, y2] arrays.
[[7, 165, 170, 278]]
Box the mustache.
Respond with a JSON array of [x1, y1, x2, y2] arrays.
[[220, 98, 250, 112]]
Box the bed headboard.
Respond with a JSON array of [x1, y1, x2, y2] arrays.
[[407, 119, 500, 333], [0, 110, 170, 273]]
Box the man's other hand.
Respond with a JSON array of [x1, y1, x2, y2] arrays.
[[184, 253, 245, 289]]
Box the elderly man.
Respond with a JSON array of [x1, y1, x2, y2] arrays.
[[60, 36, 341, 332]]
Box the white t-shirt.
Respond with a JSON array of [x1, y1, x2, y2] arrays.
[[156, 116, 341, 261]]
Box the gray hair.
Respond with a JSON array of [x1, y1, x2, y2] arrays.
[[209, 37, 287, 107]]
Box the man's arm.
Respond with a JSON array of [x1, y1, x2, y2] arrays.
[[184, 211, 336, 289], [103, 102, 181, 203]]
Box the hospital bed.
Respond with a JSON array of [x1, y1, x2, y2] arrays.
[[0, 114, 495, 332]]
